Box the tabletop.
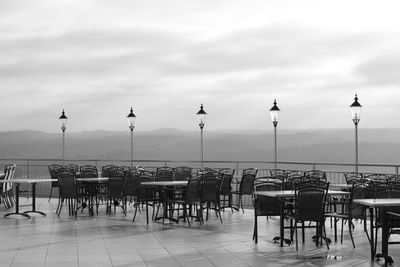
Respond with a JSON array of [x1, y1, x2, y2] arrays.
[[141, 181, 188, 186], [77, 177, 109, 182], [353, 198, 400, 207], [255, 189, 350, 198], [0, 178, 56, 184]]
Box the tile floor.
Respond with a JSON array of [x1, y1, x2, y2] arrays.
[[0, 198, 398, 267]]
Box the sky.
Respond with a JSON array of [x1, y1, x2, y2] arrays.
[[1, 0, 400, 133]]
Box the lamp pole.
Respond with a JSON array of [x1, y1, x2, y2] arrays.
[[269, 100, 280, 170], [350, 94, 362, 173], [127, 107, 136, 169], [59, 110, 68, 166], [196, 104, 207, 169]]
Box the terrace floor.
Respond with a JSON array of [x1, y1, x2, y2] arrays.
[[0, 197, 398, 267]]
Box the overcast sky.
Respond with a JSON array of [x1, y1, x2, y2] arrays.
[[0, 0, 399, 133]]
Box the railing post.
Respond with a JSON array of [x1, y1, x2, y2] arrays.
[[27, 160, 30, 179]]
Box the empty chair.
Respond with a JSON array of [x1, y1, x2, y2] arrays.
[[123, 170, 142, 221], [173, 166, 192, 181], [304, 170, 327, 182], [56, 170, 83, 217], [344, 172, 364, 184], [106, 170, 126, 215], [219, 171, 234, 211], [253, 178, 283, 243], [285, 170, 304, 190], [0, 164, 16, 209], [64, 164, 79, 175], [155, 166, 174, 181], [200, 170, 222, 223], [48, 164, 63, 201], [230, 168, 258, 212], [286, 181, 330, 251], [325, 182, 374, 248], [79, 165, 98, 178]]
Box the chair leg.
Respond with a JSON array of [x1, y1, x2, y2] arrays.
[[295, 221, 299, 251], [348, 218, 356, 248], [48, 187, 53, 202]]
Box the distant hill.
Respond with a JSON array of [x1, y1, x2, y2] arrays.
[[1, 128, 400, 165]]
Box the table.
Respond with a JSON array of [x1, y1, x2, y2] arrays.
[[255, 190, 350, 247], [140, 181, 188, 224], [0, 179, 56, 219], [76, 177, 109, 216], [353, 198, 400, 262]]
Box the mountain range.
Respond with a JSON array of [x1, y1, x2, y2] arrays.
[[0, 128, 400, 166]]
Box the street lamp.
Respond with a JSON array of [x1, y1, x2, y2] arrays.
[[269, 99, 280, 170], [196, 104, 207, 168], [127, 107, 136, 169], [59, 109, 68, 165], [350, 94, 362, 173]]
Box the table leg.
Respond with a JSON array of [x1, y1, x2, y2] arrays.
[[370, 207, 375, 261], [145, 188, 149, 225], [382, 210, 389, 265], [4, 183, 30, 219], [24, 183, 46, 217]]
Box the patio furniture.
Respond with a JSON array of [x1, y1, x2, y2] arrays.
[[230, 168, 258, 212]]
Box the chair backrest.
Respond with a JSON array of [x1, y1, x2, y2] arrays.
[[200, 171, 221, 202], [80, 165, 99, 178], [186, 177, 201, 203], [57, 170, 77, 198], [344, 172, 363, 184], [349, 182, 374, 219], [173, 166, 192, 181], [155, 167, 173, 181], [64, 164, 79, 174], [124, 170, 141, 196], [269, 169, 287, 180], [219, 172, 233, 195], [108, 170, 126, 197], [294, 183, 328, 222], [2, 164, 16, 193], [239, 168, 258, 195], [304, 170, 326, 182], [101, 165, 118, 177], [218, 168, 235, 176], [285, 170, 304, 190], [254, 179, 282, 216]]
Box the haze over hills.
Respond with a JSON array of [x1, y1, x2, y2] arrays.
[[0, 128, 400, 165]]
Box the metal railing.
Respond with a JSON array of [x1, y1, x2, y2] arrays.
[[2, 158, 400, 207]]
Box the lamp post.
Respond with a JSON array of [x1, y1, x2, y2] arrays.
[[269, 99, 280, 170], [127, 107, 136, 169], [350, 94, 362, 173], [196, 104, 207, 169], [59, 110, 68, 166]]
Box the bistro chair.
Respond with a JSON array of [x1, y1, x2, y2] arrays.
[[106, 170, 126, 215], [173, 166, 192, 181], [252, 177, 282, 243], [123, 170, 142, 222], [230, 168, 258, 212], [48, 164, 63, 201], [325, 182, 373, 248], [56, 170, 83, 217], [200, 170, 223, 223], [285, 170, 304, 190], [286, 181, 330, 251], [219, 171, 234, 211], [79, 165, 98, 178], [0, 164, 16, 209], [344, 172, 364, 185], [163, 176, 203, 226]]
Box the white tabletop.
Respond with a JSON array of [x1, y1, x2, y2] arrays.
[[255, 190, 350, 198], [141, 181, 188, 186], [354, 198, 400, 207], [0, 179, 56, 184], [77, 177, 109, 182]]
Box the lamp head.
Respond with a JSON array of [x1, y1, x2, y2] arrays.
[[269, 99, 280, 127], [350, 94, 362, 125], [127, 107, 136, 131], [59, 109, 68, 132], [196, 104, 207, 129]]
